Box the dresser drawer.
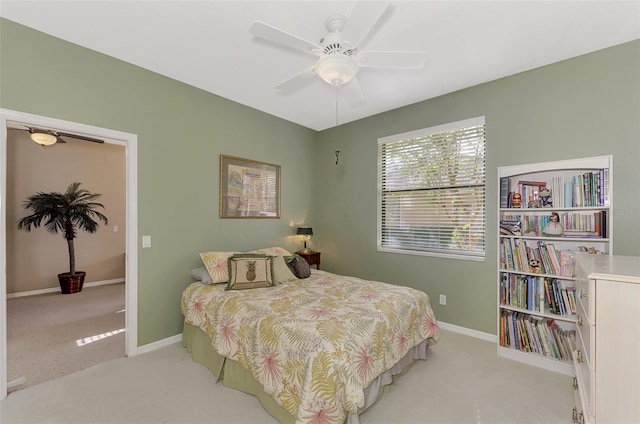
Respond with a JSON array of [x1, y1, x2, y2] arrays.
[[575, 276, 595, 324], [575, 298, 593, 367], [576, 323, 593, 370], [574, 350, 594, 423], [573, 377, 590, 424]]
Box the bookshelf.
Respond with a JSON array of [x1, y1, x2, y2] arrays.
[[497, 155, 612, 375]]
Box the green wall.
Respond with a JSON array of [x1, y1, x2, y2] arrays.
[[1, 19, 317, 345], [315, 40, 640, 334], [2, 18, 638, 342]]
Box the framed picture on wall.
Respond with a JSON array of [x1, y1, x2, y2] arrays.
[[219, 155, 281, 219]]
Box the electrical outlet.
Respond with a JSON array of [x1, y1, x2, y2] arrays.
[[439, 294, 447, 305]]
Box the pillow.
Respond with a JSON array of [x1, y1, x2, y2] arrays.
[[285, 254, 311, 279], [189, 266, 214, 285], [227, 254, 274, 290], [271, 255, 297, 284], [247, 246, 292, 256], [199, 251, 241, 284]]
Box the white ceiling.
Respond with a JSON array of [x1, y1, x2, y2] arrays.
[[2, 1, 639, 131]]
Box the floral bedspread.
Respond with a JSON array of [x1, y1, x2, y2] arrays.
[[181, 270, 440, 424]]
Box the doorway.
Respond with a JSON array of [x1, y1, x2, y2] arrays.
[[0, 108, 139, 399]]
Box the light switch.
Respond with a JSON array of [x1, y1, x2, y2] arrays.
[[113, 225, 119, 232], [142, 235, 151, 248]]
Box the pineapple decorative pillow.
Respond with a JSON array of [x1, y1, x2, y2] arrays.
[[226, 254, 274, 290]]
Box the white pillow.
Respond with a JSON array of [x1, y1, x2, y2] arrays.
[[271, 255, 297, 284], [189, 266, 215, 285], [247, 246, 292, 256]]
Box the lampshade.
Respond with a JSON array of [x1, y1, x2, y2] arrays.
[[316, 55, 359, 86], [296, 227, 313, 236], [30, 132, 57, 146]]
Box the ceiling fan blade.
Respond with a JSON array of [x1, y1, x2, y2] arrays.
[[57, 131, 105, 144], [250, 21, 320, 56], [341, 77, 364, 105], [359, 51, 427, 69], [27, 126, 49, 134], [275, 66, 317, 92], [343, 2, 390, 49]]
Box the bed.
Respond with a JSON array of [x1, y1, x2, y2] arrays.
[[181, 249, 440, 424]]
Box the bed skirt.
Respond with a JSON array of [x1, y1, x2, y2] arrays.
[[182, 321, 430, 424]]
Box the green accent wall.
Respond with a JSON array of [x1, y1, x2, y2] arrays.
[[2, 18, 639, 341], [1, 19, 317, 345], [315, 40, 640, 333]]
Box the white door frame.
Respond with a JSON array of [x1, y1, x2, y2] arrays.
[[0, 108, 138, 399]]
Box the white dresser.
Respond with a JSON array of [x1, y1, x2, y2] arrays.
[[573, 254, 640, 424]]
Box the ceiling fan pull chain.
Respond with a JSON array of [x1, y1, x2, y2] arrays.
[[335, 86, 340, 165], [335, 83, 340, 126]]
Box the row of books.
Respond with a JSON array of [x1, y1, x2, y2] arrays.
[[547, 171, 609, 208], [499, 311, 576, 361], [501, 211, 607, 238], [500, 274, 577, 316], [500, 238, 575, 277], [561, 211, 608, 238], [499, 169, 609, 209]]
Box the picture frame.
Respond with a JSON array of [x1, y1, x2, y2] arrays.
[[219, 155, 281, 219]]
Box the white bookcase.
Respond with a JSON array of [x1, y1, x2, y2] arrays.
[[497, 155, 613, 375]]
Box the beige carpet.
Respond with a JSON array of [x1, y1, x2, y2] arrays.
[[0, 329, 573, 423], [7, 283, 125, 393]]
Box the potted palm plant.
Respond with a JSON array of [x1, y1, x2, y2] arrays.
[[17, 182, 108, 294]]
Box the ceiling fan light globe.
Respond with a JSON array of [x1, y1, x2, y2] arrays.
[[316, 55, 358, 86], [30, 132, 57, 146]]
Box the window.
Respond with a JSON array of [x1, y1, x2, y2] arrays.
[[377, 117, 486, 260]]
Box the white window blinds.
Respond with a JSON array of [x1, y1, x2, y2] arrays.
[[377, 117, 486, 259]]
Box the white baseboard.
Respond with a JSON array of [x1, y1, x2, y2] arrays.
[[437, 320, 497, 343], [7, 278, 125, 299], [136, 334, 182, 355]]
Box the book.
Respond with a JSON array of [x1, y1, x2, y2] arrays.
[[564, 180, 573, 208], [537, 241, 553, 274], [559, 251, 574, 277], [544, 279, 557, 314], [519, 317, 532, 352], [509, 312, 518, 350], [525, 317, 540, 354], [534, 318, 549, 356], [561, 289, 574, 316], [537, 278, 545, 313], [552, 280, 566, 315], [566, 287, 577, 314], [500, 220, 521, 236], [500, 177, 511, 208], [545, 243, 562, 275], [563, 230, 601, 238]]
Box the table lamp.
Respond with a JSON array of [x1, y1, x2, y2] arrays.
[[296, 227, 313, 253]]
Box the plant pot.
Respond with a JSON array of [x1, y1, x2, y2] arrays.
[[57, 272, 86, 294]]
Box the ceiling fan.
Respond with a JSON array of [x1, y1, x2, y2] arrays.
[[13, 126, 105, 146], [250, 2, 427, 101]]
